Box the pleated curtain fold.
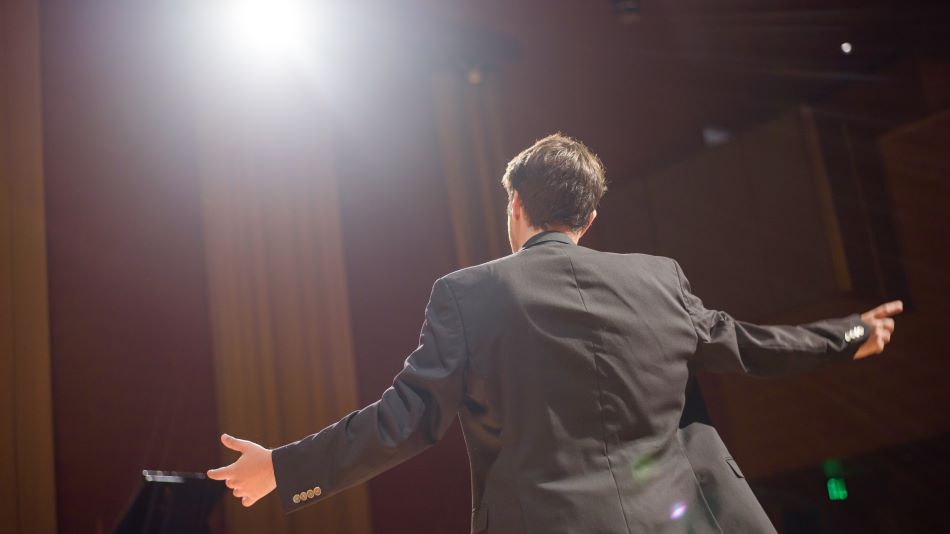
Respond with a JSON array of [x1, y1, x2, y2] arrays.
[[0, 0, 58, 532], [195, 73, 372, 534], [431, 68, 510, 268]]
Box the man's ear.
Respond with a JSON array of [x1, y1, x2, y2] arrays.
[[511, 191, 523, 221], [578, 209, 597, 239]]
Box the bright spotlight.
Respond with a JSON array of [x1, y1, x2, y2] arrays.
[[220, 0, 318, 63]]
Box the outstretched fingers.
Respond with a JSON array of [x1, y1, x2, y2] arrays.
[[208, 434, 251, 481], [206, 464, 235, 481], [869, 300, 904, 320], [208, 432, 273, 509], [854, 302, 902, 360]]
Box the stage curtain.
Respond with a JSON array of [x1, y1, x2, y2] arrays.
[[0, 0, 59, 532], [195, 72, 372, 534], [432, 68, 510, 267]]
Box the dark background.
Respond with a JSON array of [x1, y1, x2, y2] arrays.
[[34, 1, 950, 532]]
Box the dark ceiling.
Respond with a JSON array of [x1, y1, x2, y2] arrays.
[[387, 0, 950, 179]]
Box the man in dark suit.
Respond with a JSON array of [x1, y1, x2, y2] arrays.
[[208, 134, 901, 533]]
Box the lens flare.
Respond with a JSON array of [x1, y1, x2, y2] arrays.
[[670, 502, 687, 520]]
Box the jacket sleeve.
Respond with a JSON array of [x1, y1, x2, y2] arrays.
[[270, 277, 469, 513], [672, 260, 869, 376]]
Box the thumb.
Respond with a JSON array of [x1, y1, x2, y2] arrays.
[[221, 433, 248, 453]]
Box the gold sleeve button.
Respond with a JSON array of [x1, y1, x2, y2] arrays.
[[306, 489, 315, 499], [292, 494, 301, 504], [314, 486, 322, 496]]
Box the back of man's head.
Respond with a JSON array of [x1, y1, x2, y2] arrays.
[[501, 133, 607, 232]]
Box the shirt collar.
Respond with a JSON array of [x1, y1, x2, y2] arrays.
[[521, 231, 575, 250]]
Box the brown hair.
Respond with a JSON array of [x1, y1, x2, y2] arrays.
[[501, 133, 607, 231]]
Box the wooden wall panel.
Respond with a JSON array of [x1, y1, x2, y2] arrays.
[[643, 108, 844, 319], [706, 109, 950, 478]]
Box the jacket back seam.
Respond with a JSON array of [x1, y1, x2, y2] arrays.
[[563, 248, 633, 534]]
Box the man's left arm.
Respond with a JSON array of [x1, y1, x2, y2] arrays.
[[672, 259, 901, 376], [208, 277, 469, 512]]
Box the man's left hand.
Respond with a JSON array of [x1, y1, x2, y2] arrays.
[[207, 433, 276, 507], [854, 300, 903, 360]]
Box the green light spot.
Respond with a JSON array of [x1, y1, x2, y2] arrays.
[[827, 477, 848, 501], [822, 458, 844, 478], [632, 457, 654, 481]]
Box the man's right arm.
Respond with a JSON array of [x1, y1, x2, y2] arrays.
[[672, 259, 901, 376], [270, 276, 469, 512]]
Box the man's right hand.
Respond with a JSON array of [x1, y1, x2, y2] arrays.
[[207, 434, 276, 508], [854, 300, 903, 360]]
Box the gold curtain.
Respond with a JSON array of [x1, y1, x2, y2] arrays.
[[432, 68, 510, 267], [195, 73, 372, 534], [0, 0, 59, 532]]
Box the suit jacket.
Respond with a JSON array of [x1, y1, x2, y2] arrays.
[[272, 231, 869, 533]]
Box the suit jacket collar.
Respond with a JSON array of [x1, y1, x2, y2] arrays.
[[521, 231, 574, 250]]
